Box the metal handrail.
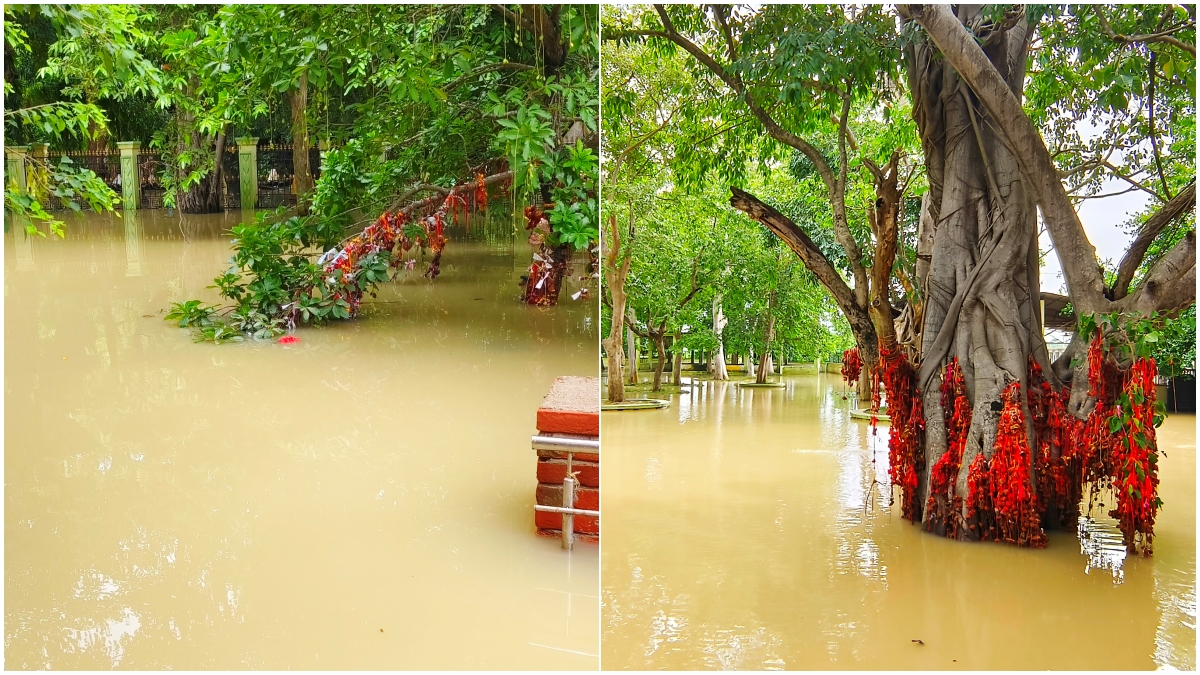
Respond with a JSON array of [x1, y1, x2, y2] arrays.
[[533, 432, 598, 551], [532, 434, 599, 454], [534, 505, 600, 517]]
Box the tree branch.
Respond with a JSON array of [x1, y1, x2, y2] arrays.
[[1113, 180, 1196, 299], [1120, 229, 1195, 313], [902, 3, 1110, 314], [709, 4, 739, 62], [1094, 6, 1196, 56], [1147, 52, 1173, 200], [446, 62, 535, 92], [729, 186, 860, 318], [645, 4, 838, 193]]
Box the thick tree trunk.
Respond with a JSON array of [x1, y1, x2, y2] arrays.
[[626, 311, 639, 385], [671, 331, 683, 385], [902, 6, 1048, 537], [881, 3, 1193, 554], [603, 221, 631, 402], [756, 309, 776, 384], [179, 122, 229, 214], [494, 5, 569, 76], [652, 332, 667, 392], [290, 71, 313, 216]]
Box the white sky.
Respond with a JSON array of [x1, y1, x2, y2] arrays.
[[1039, 178, 1149, 295]]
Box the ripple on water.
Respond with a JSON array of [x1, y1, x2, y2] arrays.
[[699, 624, 785, 670], [1078, 514, 1128, 583], [63, 607, 141, 667]]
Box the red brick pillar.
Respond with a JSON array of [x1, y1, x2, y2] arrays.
[[534, 376, 599, 543]]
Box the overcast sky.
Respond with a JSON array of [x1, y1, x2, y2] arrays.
[[1039, 178, 1149, 296]]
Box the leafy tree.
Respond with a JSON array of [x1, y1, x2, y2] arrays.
[[605, 4, 924, 388], [605, 4, 1195, 551]]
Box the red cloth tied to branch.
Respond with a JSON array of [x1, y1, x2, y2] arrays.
[[842, 348, 862, 387]]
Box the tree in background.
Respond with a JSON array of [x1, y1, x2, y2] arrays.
[[4, 5, 163, 233]]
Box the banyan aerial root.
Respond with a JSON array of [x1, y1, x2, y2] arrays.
[[885, 330, 1163, 555]]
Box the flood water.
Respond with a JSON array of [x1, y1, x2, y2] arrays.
[[601, 372, 1195, 670], [5, 207, 599, 669]]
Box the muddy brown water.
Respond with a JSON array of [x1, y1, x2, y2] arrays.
[[601, 372, 1195, 670], [5, 208, 598, 669]]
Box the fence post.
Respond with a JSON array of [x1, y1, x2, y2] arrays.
[[117, 141, 141, 210], [236, 137, 259, 210], [29, 143, 49, 198], [124, 209, 144, 277], [6, 145, 30, 193], [6, 146, 35, 269]]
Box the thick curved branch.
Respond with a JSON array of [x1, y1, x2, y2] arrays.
[[1113, 180, 1196, 299], [1120, 230, 1196, 313], [903, 3, 1109, 315], [1142, 264, 1196, 314], [730, 187, 860, 316]]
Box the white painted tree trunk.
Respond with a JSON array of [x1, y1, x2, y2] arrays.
[[712, 294, 729, 380]]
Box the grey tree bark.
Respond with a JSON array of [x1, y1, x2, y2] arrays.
[[289, 71, 314, 216], [603, 213, 633, 402], [900, 4, 1049, 533]]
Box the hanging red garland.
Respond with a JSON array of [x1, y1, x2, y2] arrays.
[[923, 328, 1161, 555], [875, 345, 925, 522], [965, 381, 1047, 547], [842, 348, 862, 387], [522, 204, 569, 306], [322, 180, 485, 317], [925, 358, 970, 538]]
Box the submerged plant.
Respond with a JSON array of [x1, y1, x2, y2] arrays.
[[166, 182, 485, 343]]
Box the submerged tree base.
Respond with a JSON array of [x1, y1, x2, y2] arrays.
[[906, 326, 1164, 556]]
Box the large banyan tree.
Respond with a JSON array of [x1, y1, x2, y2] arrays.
[[606, 4, 1195, 553]]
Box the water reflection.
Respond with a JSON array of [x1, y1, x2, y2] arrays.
[[123, 210, 143, 277], [6, 207, 599, 669], [12, 217, 35, 271], [1078, 512, 1128, 583], [602, 371, 1195, 670]]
